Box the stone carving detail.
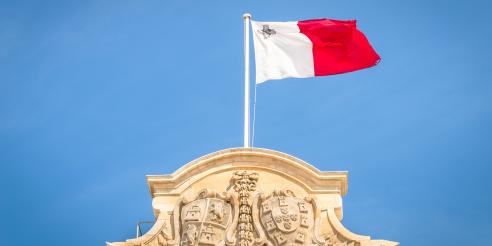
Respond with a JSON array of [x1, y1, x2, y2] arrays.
[[258, 190, 325, 246], [323, 232, 355, 246], [107, 149, 398, 246], [231, 171, 259, 246], [178, 189, 233, 245], [110, 173, 394, 246], [115, 174, 381, 246], [182, 224, 198, 245]]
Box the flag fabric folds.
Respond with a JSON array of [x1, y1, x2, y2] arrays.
[[251, 19, 380, 84]]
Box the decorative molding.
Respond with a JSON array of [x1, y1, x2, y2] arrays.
[[147, 148, 348, 197]]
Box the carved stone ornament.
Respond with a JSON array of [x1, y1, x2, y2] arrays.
[[175, 189, 233, 246], [230, 171, 259, 246], [256, 189, 325, 245], [107, 148, 398, 246]]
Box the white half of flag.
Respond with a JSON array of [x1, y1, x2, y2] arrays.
[[251, 21, 314, 84]]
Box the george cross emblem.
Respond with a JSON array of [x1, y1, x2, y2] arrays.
[[260, 25, 276, 39]]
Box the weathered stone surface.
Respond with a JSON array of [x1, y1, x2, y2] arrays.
[[107, 148, 398, 246]]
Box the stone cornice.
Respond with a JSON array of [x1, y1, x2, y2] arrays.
[[146, 148, 348, 198]]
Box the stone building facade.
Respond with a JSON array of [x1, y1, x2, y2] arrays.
[[107, 148, 398, 246]]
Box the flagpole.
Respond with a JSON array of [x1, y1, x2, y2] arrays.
[[243, 13, 251, 148]]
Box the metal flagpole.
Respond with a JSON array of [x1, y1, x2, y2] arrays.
[[243, 13, 251, 148]]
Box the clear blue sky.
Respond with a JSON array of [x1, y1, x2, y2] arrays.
[[1, 0, 491, 245]]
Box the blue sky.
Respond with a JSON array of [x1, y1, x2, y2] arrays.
[[1, 0, 491, 245]]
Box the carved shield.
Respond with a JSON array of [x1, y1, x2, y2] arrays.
[[259, 190, 318, 246], [180, 197, 232, 246], [270, 196, 300, 233]]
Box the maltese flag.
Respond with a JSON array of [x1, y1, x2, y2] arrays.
[[251, 19, 380, 84]]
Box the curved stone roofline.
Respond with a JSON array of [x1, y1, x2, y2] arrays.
[[107, 148, 399, 246], [146, 147, 348, 197]]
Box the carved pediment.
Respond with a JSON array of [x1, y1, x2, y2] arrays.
[[107, 148, 398, 246]]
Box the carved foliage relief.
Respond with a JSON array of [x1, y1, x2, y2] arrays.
[[232, 171, 259, 246]]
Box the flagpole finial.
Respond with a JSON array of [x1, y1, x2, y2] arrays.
[[243, 13, 252, 19]]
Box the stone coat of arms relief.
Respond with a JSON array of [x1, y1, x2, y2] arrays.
[[168, 172, 352, 246], [106, 148, 398, 246], [256, 189, 325, 246], [177, 189, 233, 246]]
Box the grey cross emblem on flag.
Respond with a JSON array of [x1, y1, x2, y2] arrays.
[[260, 25, 276, 39]]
